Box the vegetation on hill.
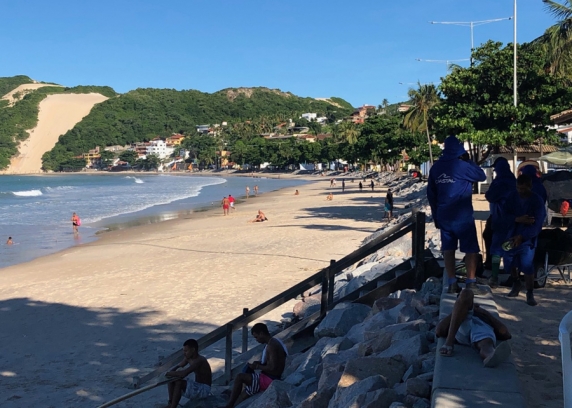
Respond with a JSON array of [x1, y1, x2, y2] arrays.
[[41, 87, 353, 170], [0, 75, 35, 97], [0, 82, 117, 169]]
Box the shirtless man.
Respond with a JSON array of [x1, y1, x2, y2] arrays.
[[6, 236, 13, 245], [249, 210, 267, 223], [254, 185, 259, 196], [71, 212, 80, 234], [294, 190, 300, 195], [326, 193, 333, 201], [221, 196, 230, 216], [221, 323, 288, 408], [246, 186, 250, 199], [165, 339, 212, 408]]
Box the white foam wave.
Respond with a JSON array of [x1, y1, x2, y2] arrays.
[[44, 186, 75, 192], [134, 178, 144, 184], [12, 190, 43, 197]]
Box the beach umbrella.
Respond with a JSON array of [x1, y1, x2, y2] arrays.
[[539, 147, 572, 167]]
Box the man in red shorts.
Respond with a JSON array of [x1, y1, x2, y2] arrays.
[[221, 323, 288, 407], [221, 196, 230, 216]]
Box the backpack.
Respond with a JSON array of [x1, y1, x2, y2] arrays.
[[560, 200, 570, 216]]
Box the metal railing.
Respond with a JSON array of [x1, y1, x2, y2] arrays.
[[97, 211, 426, 407]]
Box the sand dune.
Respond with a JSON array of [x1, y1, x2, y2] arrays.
[[4, 92, 108, 174], [1, 83, 63, 106]]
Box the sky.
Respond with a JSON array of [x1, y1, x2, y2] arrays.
[[0, 0, 558, 107]]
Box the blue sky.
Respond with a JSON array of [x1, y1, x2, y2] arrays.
[[0, 0, 557, 107]]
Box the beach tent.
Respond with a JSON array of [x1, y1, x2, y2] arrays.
[[539, 147, 572, 167]]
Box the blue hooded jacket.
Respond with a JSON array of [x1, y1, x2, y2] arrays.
[[485, 157, 516, 231], [520, 165, 547, 203], [503, 189, 546, 248], [427, 136, 486, 228]]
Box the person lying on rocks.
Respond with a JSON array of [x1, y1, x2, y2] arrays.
[[165, 339, 212, 408], [221, 323, 288, 408], [436, 288, 512, 368]]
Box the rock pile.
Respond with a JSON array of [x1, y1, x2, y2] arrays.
[[235, 277, 443, 408]]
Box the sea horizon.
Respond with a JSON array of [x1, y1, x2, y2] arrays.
[[0, 173, 307, 269]]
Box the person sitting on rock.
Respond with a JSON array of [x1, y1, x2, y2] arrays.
[[221, 323, 288, 408], [436, 288, 512, 367]]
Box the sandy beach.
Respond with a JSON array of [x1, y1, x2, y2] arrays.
[[0, 178, 385, 407]]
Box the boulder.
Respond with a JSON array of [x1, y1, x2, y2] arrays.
[[318, 371, 343, 393], [361, 388, 399, 408], [338, 356, 407, 388], [298, 372, 340, 408], [371, 297, 404, 314], [406, 378, 431, 399], [293, 295, 321, 317], [304, 304, 322, 319], [247, 381, 292, 408], [389, 403, 408, 408], [405, 395, 431, 408], [287, 378, 317, 406], [284, 371, 308, 386], [184, 394, 227, 407], [421, 356, 435, 373], [314, 303, 371, 339], [401, 362, 423, 382], [391, 330, 422, 344], [396, 305, 420, 323], [316, 354, 345, 384], [329, 375, 388, 408], [345, 309, 396, 344], [235, 393, 262, 408], [415, 372, 433, 382], [377, 334, 429, 366], [282, 352, 308, 379]]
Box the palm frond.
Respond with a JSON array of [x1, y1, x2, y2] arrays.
[[543, 0, 572, 21]]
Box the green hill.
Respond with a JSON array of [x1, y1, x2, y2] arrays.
[[41, 87, 353, 171]]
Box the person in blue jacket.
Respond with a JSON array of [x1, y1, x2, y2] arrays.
[[502, 174, 546, 306], [427, 135, 487, 294], [520, 165, 547, 204], [484, 157, 516, 287]]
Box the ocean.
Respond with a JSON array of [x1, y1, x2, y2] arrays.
[[0, 174, 307, 268]]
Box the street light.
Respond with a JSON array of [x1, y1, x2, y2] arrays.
[[415, 58, 470, 74], [429, 17, 512, 64]]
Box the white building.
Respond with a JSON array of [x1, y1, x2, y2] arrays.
[[146, 140, 175, 159], [301, 113, 317, 121]]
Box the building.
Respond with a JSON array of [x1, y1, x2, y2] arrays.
[[550, 108, 572, 144], [130, 142, 150, 158], [82, 146, 101, 168], [398, 104, 413, 113], [104, 145, 128, 152], [350, 105, 377, 124], [301, 113, 317, 121], [196, 125, 211, 134], [146, 139, 175, 159], [166, 134, 185, 145]]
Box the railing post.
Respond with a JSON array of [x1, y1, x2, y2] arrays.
[[225, 323, 233, 384], [327, 259, 336, 308], [413, 211, 426, 289], [242, 308, 249, 353], [320, 268, 329, 317]]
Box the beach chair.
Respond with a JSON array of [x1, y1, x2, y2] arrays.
[[560, 309, 572, 408]]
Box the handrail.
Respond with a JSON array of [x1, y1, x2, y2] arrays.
[[98, 211, 426, 407]]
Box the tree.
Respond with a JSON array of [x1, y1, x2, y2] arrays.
[[537, 0, 572, 78], [403, 82, 440, 165], [119, 150, 139, 164], [308, 121, 322, 136], [435, 40, 572, 162], [99, 150, 115, 167], [334, 121, 361, 145]]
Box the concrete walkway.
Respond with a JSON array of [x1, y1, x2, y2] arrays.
[[431, 282, 526, 408]]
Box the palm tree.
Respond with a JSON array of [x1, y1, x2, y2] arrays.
[[538, 0, 572, 77], [403, 82, 440, 165], [334, 121, 360, 145]]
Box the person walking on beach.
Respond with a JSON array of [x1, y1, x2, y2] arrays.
[[502, 174, 546, 306], [254, 185, 259, 196], [228, 195, 236, 211], [221, 196, 230, 216], [165, 339, 212, 408], [221, 323, 287, 408], [71, 212, 80, 235], [370, 180, 375, 191], [246, 186, 250, 199], [358, 181, 363, 191], [385, 188, 394, 219], [330, 178, 334, 188], [342, 180, 345, 192], [427, 135, 486, 294]]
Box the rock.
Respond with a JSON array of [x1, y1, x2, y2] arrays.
[[329, 375, 388, 408], [420, 277, 441, 296], [345, 309, 396, 344], [316, 336, 353, 359], [304, 304, 322, 319], [410, 294, 426, 314], [299, 372, 340, 408], [405, 395, 431, 408], [316, 354, 345, 382], [415, 372, 434, 382], [389, 289, 416, 304], [377, 334, 429, 366], [397, 305, 420, 323], [247, 381, 292, 408], [424, 293, 441, 306], [389, 403, 408, 408], [318, 370, 343, 393], [372, 297, 405, 314], [282, 352, 308, 379], [184, 394, 227, 407], [419, 305, 440, 316], [393, 381, 407, 396], [391, 330, 422, 344], [338, 356, 407, 388], [401, 362, 422, 382], [235, 393, 262, 408], [406, 378, 431, 399], [421, 357, 435, 373], [361, 388, 399, 408], [293, 295, 321, 317], [314, 303, 371, 339], [288, 378, 318, 406], [284, 371, 308, 386]]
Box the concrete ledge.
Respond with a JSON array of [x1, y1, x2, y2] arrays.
[[431, 283, 525, 408]]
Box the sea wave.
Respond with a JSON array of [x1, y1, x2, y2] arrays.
[[125, 176, 145, 184], [12, 190, 43, 197], [44, 186, 76, 192]]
